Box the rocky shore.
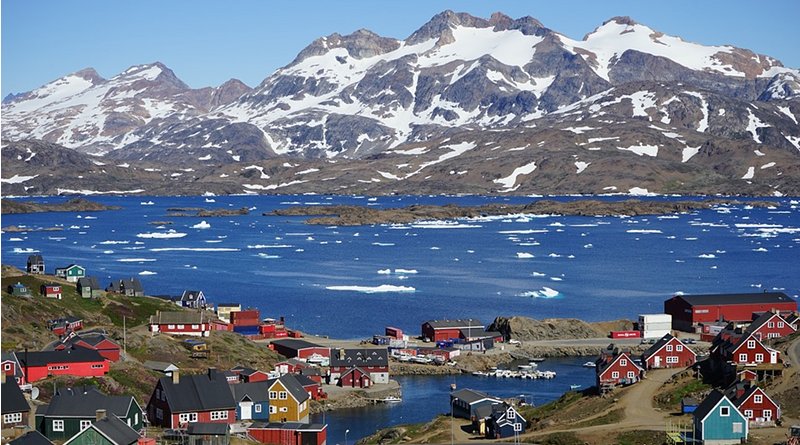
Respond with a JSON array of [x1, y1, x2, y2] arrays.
[[1, 197, 121, 214], [166, 207, 249, 217], [269, 199, 774, 226]]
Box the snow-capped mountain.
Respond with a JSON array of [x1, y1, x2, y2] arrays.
[[2, 11, 799, 196]]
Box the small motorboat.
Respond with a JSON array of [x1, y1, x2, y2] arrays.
[[382, 396, 402, 403], [570, 384, 582, 390], [582, 361, 597, 368]]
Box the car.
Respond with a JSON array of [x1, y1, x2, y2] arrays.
[[682, 338, 696, 344]]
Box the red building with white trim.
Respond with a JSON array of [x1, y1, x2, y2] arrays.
[[270, 339, 330, 360], [596, 350, 643, 390], [664, 292, 797, 331], [717, 333, 780, 365], [149, 311, 210, 337], [40, 284, 62, 299], [55, 332, 122, 362], [147, 369, 236, 429], [642, 334, 696, 369], [745, 311, 796, 341], [421, 319, 483, 342], [17, 349, 109, 383], [727, 383, 781, 427], [248, 422, 327, 445]]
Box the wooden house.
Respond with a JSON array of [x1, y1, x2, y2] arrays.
[[717, 333, 780, 366], [146, 369, 236, 429], [143, 361, 179, 377], [55, 265, 86, 283], [295, 374, 325, 401], [230, 366, 269, 383], [61, 411, 140, 445], [266, 375, 309, 423], [450, 389, 502, 420], [106, 278, 144, 297], [329, 348, 389, 385], [229, 381, 270, 421], [8, 431, 53, 445], [179, 290, 207, 309], [665, 292, 797, 331], [27, 255, 45, 274], [8, 282, 32, 297], [49, 316, 84, 336], [2, 377, 30, 429], [55, 332, 121, 362], [736, 369, 758, 383], [186, 423, 230, 445], [270, 339, 330, 361], [247, 422, 327, 445], [421, 319, 484, 342], [642, 333, 696, 369], [18, 349, 108, 383], [693, 390, 748, 444], [338, 367, 371, 388], [77, 277, 102, 299], [486, 403, 526, 439], [595, 348, 643, 390], [726, 382, 781, 427], [36, 387, 142, 441], [149, 311, 210, 337], [745, 311, 797, 341], [2, 352, 27, 387], [40, 284, 63, 299]]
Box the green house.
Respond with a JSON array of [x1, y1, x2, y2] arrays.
[[7, 282, 31, 297], [693, 390, 748, 445], [55, 264, 86, 283], [36, 387, 143, 441], [63, 414, 139, 445]]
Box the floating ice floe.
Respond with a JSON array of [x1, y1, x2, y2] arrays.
[[499, 229, 548, 234], [626, 229, 663, 234], [8, 238, 23, 242], [117, 258, 157, 262], [149, 247, 240, 252], [191, 221, 211, 229], [532, 272, 546, 277], [257, 253, 281, 259], [12, 247, 39, 253], [100, 240, 129, 245], [326, 285, 416, 294], [377, 269, 392, 274], [752, 247, 768, 252], [516, 252, 535, 259], [138, 271, 157, 275], [140, 201, 154, 206], [412, 221, 482, 229], [136, 230, 187, 239], [550, 277, 563, 281], [103, 250, 114, 254], [372, 242, 395, 247], [247, 244, 293, 249], [698, 254, 716, 259], [518, 287, 560, 298]]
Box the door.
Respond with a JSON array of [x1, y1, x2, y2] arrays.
[[241, 402, 253, 420], [654, 356, 661, 368]]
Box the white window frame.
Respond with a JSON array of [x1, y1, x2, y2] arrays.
[[676, 344, 683, 352], [3, 363, 11, 371], [269, 406, 277, 414], [777, 322, 784, 328], [156, 408, 163, 420], [627, 371, 635, 379], [80, 420, 92, 430], [192, 324, 199, 329], [768, 322, 774, 328], [269, 391, 277, 399], [747, 340, 756, 349], [754, 394, 763, 404], [177, 325, 185, 330], [739, 353, 748, 363], [279, 407, 288, 413], [255, 404, 262, 413], [179, 412, 198, 423], [744, 409, 753, 419], [53, 419, 65, 432], [733, 422, 743, 433], [279, 391, 288, 400], [720, 406, 730, 417], [755, 353, 764, 363], [619, 359, 627, 366], [611, 371, 619, 379], [763, 409, 772, 419], [168, 324, 175, 329], [210, 411, 228, 421], [667, 356, 678, 363], [4, 413, 23, 424], [666, 345, 673, 352]]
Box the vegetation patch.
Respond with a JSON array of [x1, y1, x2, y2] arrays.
[[524, 432, 584, 445], [654, 376, 710, 410], [571, 408, 623, 428], [615, 430, 665, 445]]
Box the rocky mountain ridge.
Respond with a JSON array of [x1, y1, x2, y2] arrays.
[[1, 10, 799, 196]]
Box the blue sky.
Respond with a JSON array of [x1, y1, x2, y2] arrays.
[[2, 0, 798, 96]]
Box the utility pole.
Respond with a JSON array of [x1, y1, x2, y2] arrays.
[[123, 316, 127, 359]]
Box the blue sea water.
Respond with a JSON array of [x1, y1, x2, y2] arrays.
[[2, 194, 799, 441]]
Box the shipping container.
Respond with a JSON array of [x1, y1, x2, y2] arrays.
[[233, 325, 260, 336], [385, 326, 403, 339], [231, 309, 260, 326], [610, 330, 641, 339]]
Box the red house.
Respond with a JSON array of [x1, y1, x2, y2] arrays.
[[329, 349, 389, 385], [595, 349, 643, 390], [1, 352, 27, 387], [728, 333, 780, 365], [664, 292, 797, 331], [17, 349, 109, 383], [745, 311, 796, 341], [248, 422, 327, 445], [270, 339, 330, 360], [231, 366, 270, 383], [737, 369, 758, 382], [421, 319, 483, 342], [40, 284, 62, 299], [55, 332, 122, 362], [147, 369, 236, 429], [641, 334, 696, 369], [726, 383, 781, 427], [149, 311, 210, 337], [295, 374, 326, 400], [275, 359, 309, 375], [49, 316, 84, 336], [338, 367, 372, 388]]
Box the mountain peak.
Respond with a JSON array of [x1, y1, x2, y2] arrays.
[[72, 67, 105, 84], [291, 28, 400, 65], [606, 16, 638, 27], [405, 10, 490, 45]]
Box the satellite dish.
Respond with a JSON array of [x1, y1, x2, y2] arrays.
[[30, 387, 40, 400]]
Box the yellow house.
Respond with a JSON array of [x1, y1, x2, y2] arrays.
[[267, 375, 309, 423], [216, 303, 241, 323]]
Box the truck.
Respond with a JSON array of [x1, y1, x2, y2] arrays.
[[183, 339, 210, 358]]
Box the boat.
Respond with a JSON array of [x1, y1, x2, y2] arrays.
[[382, 396, 402, 403], [570, 384, 582, 390], [472, 371, 487, 377], [582, 361, 597, 368], [530, 357, 546, 362]]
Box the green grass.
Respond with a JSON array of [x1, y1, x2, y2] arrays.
[[571, 408, 624, 428], [519, 391, 584, 423], [658, 379, 710, 410], [103, 295, 177, 327], [523, 432, 584, 445], [615, 430, 665, 445]]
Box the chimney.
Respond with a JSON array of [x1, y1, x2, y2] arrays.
[[96, 409, 107, 421], [208, 367, 217, 380], [172, 370, 180, 384]]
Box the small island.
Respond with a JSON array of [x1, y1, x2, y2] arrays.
[[166, 207, 250, 217], [268, 198, 775, 226], [1, 197, 121, 214]]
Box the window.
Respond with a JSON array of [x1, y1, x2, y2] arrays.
[[755, 353, 764, 363], [739, 353, 748, 363], [269, 406, 277, 414], [720, 406, 730, 417], [513, 423, 523, 432], [210, 411, 228, 420], [192, 325, 199, 329], [279, 391, 287, 400], [627, 371, 635, 379], [611, 371, 619, 379], [778, 322, 784, 328], [619, 359, 627, 366], [53, 420, 65, 432], [255, 405, 262, 413], [744, 409, 753, 418], [269, 391, 277, 399], [156, 408, 163, 420], [91, 364, 104, 369], [279, 407, 288, 413], [49, 365, 69, 371], [3, 413, 22, 424], [764, 409, 772, 418], [666, 356, 678, 363], [747, 340, 756, 349], [177, 325, 185, 329], [178, 413, 198, 423], [3, 363, 11, 371], [733, 422, 743, 433], [135, 413, 139, 424], [754, 394, 763, 404], [676, 344, 683, 352], [80, 420, 92, 430], [156, 389, 160, 399], [666, 345, 673, 352], [168, 324, 175, 329], [768, 322, 774, 328]]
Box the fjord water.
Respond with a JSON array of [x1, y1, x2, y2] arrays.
[[3, 194, 799, 441], [3, 195, 798, 338]]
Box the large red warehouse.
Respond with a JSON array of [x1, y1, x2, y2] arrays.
[[421, 319, 484, 342], [665, 292, 797, 332], [270, 339, 330, 360]]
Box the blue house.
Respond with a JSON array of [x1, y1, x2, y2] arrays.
[[229, 381, 270, 421], [450, 389, 502, 420], [693, 390, 748, 445], [486, 403, 526, 439]]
